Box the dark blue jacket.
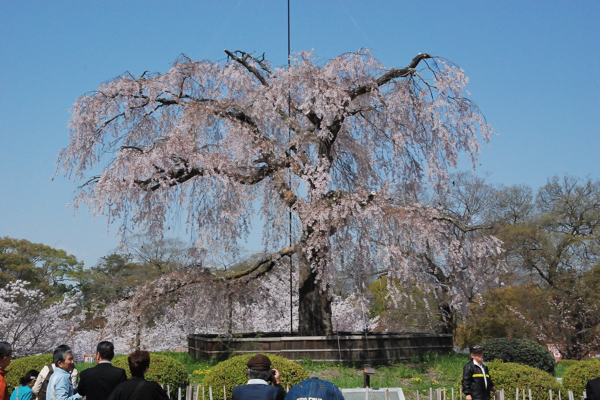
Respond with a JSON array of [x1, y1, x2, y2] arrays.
[[232, 383, 286, 400]]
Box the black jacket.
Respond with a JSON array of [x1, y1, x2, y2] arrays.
[[232, 383, 286, 400], [586, 378, 600, 400], [462, 359, 495, 400], [106, 377, 169, 400], [78, 363, 127, 400]]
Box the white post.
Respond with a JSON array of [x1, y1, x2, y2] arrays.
[[528, 388, 532, 400], [178, 387, 182, 400], [430, 387, 433, 400], [224, 385, 227, 400], [209, 386, 213, 400], [516, 387, 519, 400]]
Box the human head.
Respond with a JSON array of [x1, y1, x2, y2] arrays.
[[53, 344, 72, 359], [20, 369, 39, 387], [469, 345, 484, 362], [246, 354, 273, 381], [0, 341, 12, 369], [128, 350, 150, 378], [53, 345, 75, 372], [97, 341, 115, 361], [286, 377, 345, 400]]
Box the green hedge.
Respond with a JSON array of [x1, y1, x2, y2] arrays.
[[483, 338, 556, 375], [457, 361, 561, 400], [5, 354, 53, 394], [488, 361, 561, 400], [562, 359, 600, 397], [112, 353, 189, 390], [203, 354, 309, 400]]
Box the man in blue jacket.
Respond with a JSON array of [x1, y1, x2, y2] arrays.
[[47, 347, 81, 400]]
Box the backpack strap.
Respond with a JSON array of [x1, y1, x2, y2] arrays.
[[126, 380, 147, 400]]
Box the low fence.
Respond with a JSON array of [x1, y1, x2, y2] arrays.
[[162, 385, 585, 400], [188, 331, 454, 363], [416, 387, 583, 400]]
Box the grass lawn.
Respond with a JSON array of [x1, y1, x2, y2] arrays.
[[298, 353, 470, 400]]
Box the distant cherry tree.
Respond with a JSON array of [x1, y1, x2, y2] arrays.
[[58, 49, 501, 335], [0, 280, 80, 356]]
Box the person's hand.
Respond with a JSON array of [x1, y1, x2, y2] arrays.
[[492, 387, 497, 393], [466, 395, 472, 400], [272, 368, 281, 385]]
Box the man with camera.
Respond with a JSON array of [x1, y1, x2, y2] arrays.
[[232, 354, 286, 400]]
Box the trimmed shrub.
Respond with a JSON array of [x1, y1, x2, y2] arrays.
[[487, 361, 562, 400], [203, 354, 309, 400], [562, 359, 600, 397], [482, 338, 556, 375], [112, 353, 189, 390], [5, 354, 53, 394], [457, 361, 561, 400]]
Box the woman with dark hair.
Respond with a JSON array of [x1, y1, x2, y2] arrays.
[[0, 342, 12, 400], [10, 370, 38, 400], [106, 351, 168, 400]]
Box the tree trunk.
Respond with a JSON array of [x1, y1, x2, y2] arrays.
[[297, 250, 333, 336], [438, 302, 457, 336]]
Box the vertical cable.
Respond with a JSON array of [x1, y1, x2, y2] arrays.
[[287, 0, 294, 335]]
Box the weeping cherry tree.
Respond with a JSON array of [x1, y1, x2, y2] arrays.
[[58, 49, 502, 335]]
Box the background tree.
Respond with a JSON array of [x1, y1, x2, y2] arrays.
[[58, 49, 499, 335], [122, 234, 196, 272], [0, 237, 82, 297], [0, 280, 80, 356], [458, 176, 600, 358]]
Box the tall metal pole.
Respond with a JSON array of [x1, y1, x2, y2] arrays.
[[288, 0, 293, 335]]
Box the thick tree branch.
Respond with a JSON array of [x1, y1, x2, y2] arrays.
[[224, 50, 271, 87], [348, 53, 433, 99], [221, 246, 296, 280]]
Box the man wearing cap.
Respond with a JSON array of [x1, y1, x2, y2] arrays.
[[462, 345, 496, 400], [232, 354, 286, 400], [285, 377, 344, 400]]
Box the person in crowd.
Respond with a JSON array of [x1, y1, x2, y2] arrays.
[[47, 346, 81, 400], [462, 345, 497, 400], [232, 354, 286, 400], [0, 342, 12, 400], [78, 342, 127, 400], [285, 377, 344, 400], [106, 350, 168, 400], [33, 345, 79, 400], [586, 377, 600, 400], [9, 370, 38, 400]]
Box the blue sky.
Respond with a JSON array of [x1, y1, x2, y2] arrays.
[[1, 0, 599, 267]]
